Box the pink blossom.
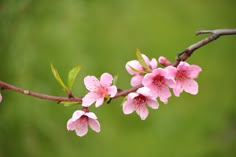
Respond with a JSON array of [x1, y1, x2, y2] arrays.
[[166, 61, 202, 96], [67, 110, 100, 137], [82, 73, 117, 107], [142, 68, 175, 103], [123, 87, 159, 120], [126, 54, 158, 87]]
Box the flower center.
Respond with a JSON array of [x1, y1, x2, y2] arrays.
[[152, 75, 165, 87], [134, 94, 146, 105], [97, 86, 108, 97], [176, 70, 188, 81]]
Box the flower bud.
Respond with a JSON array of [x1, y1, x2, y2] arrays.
[[158, 56, 171, 66]]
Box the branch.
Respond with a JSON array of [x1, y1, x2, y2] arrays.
[[172, 28, 236, 67], [0, 28, 236, 104], [0, 81, 82, 103]]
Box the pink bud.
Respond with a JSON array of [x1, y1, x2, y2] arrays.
[[158, 56, 171, 66]]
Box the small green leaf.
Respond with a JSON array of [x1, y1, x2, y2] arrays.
[[68, 65, 81, 89], [50, 64, 68, 91], [128, 65, 146, 75], [136, 48, 151, 72], [61, 101, 79, 107], [113, 74, 119, 86]]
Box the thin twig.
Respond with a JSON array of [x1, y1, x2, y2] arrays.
[[0, 81, 82, 103], [172, 28, 236, 67]]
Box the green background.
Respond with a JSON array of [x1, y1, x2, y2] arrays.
[[0, 0, 236, 157]]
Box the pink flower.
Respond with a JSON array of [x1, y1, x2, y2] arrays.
[[166, 61, 202, 96], [123, 87, 159, 120], [82, 73, 117, 107], [67, 110, 100, 137], [142, 68, 175, 103], [126, 54, 157, 87]]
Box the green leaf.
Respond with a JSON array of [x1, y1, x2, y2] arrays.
[[68, 65, 81, 89], [128, 65, 146, 75], [136, 48, 151, 72], [113, 74, 119, 86], [61, 101, 79, 107], [50, 64, 68, 91]]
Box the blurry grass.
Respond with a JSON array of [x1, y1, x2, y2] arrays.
[[0, 0, 236, 157]]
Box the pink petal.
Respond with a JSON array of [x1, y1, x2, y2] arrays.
[[100, 73, 113, 87], [154, 68, 166, 77], [131, 75, 143, 87], [165, 78, 176, 88], [125, 60, 142, 75], [84, 76, 100, 91], [165, 66, 177, 79], [156, 85, 171, 103], [149, 58, 158, 69], [123, 100, 136, 114], [188, 65, 202, 78], [142, 54, 150, 64], [183, 79, 199, 95], [107, 85, 117, 97], [88, 119, 101, 133], [142, 73, 154, 87], [85, 112, 98, 119], [71, 110, 85, 121], [82, 92, 99, 107], [136, 87, 151, 97], [95, 97, 104, 107], [146, 99, 159, 109], [128, 92, 139, 99], [136, 105, 149, 120], [177, 62, 189, 71], [67, 119, 76, 130], [75, 120, 88, 137], [173, 81, 183, 97]]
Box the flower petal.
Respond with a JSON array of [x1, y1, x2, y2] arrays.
[[125, 60, 142, 75], [183, 79, 199, 95], [75, 123, 88, 137], [146, 99, 159, 109], [100, 73, 113, 87], [82, 92, 99, 107], [123, 100, 135, 114], [85, 112, 98, 119], [71, 110, 85, 121], [188, 65, 202, 78], [149, 58, 158, 70], [67, 119, 76, 130], [107, 85, 117, 97], [165, 66, 177, 79], [156, 85, 171, 103], [131, 75, 143, 87], [84, 76, 100, 91], [136, 87, 151, 97], [75, 118, 88, 137], [95, 97, 104, 108], [142, 73, 154, 87], [136, 105, 149, 120], [88, 119, 101, 133], [173, 81, 183, 97]]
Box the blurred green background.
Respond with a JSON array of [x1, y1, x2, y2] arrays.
[[0, 0, 236, 157]]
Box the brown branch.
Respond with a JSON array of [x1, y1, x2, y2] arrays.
[[0, 81, 82, 103], [1, 29, 236, 104], [172, 28, 236, 67]]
